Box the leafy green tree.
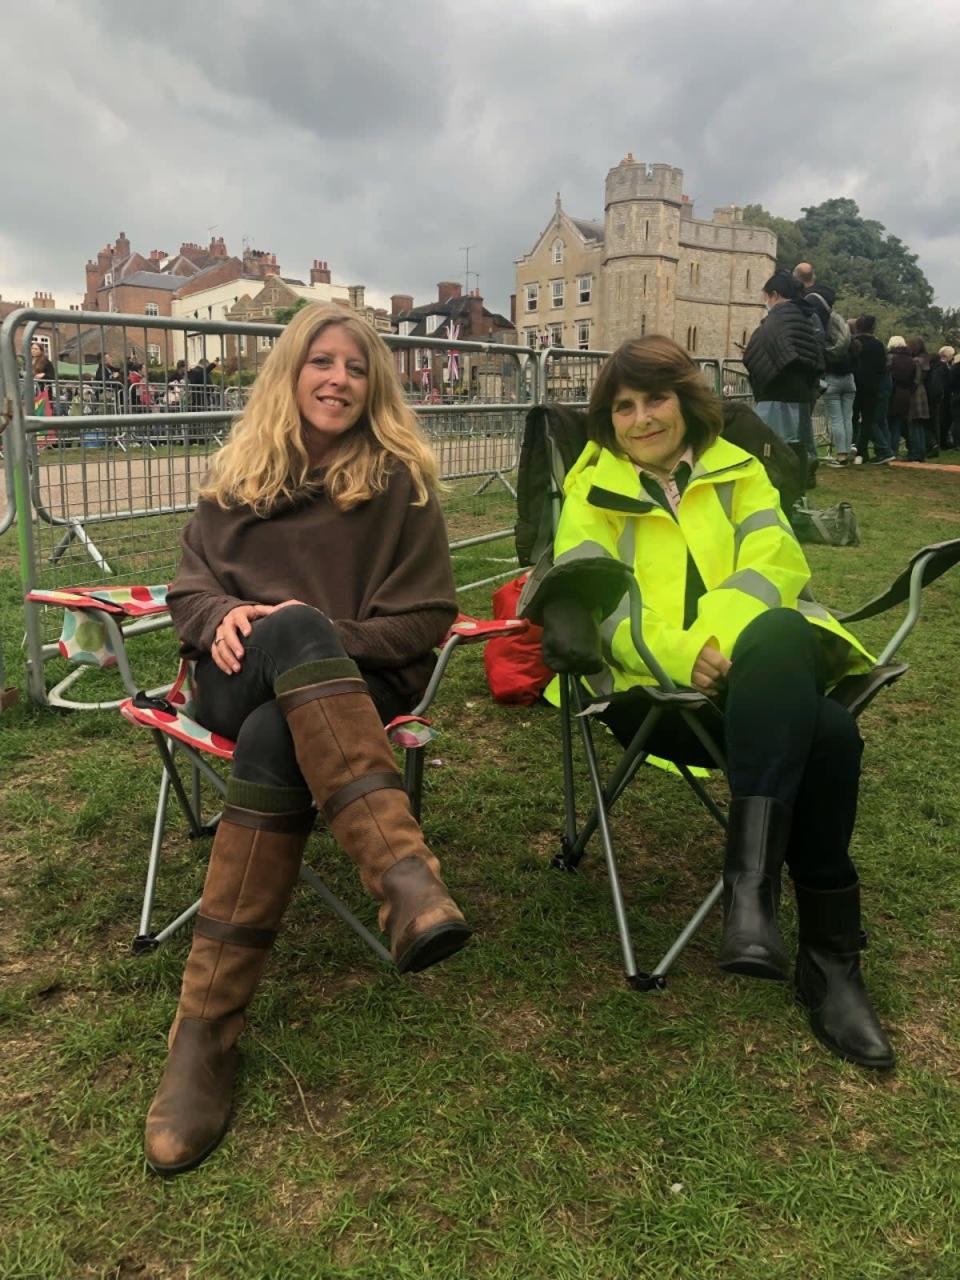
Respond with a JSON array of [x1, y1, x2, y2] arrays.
[[274, 298, 310, 325], [741, 204, 806, 273], [743, 198, 946, 343]]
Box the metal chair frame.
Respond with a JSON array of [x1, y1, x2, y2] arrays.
[[527, 414, 960, 989], [119, 614, 526, 962]]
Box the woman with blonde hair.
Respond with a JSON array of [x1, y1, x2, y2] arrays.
[[145, 303, 470, 1176]]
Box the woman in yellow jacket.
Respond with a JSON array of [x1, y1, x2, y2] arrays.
[[551, 335, 893, 1070]]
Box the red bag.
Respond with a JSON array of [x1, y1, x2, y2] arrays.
[[483, 574, 553, 705]]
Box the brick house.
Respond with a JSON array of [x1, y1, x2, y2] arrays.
[[390, 282, 516, 396], [72, 232, 281, 364]]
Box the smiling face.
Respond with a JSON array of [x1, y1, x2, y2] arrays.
[[296, 325, 369, 464], [610, 384, 688, 474]]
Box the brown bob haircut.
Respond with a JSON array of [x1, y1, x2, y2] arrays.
[[587, 334, 723, 457]]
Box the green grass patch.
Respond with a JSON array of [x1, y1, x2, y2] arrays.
[[1, 464, 959, 1278]]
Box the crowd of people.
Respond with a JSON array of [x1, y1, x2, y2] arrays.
[[24, 347, 226, 416], [742, 262, 959, 466], [88, 354, 224, 412]]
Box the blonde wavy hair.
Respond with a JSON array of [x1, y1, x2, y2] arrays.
[[202, 303, 439, 514]]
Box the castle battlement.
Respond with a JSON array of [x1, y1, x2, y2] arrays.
[[605, 155, 685, 207]]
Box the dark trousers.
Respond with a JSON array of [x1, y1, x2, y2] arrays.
[[599, 610, 861, 887], [195, 605, 408, 790], [852, 387, 879, 459]]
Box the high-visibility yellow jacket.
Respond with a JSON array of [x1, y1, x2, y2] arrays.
[[553, 435, 873, 697]]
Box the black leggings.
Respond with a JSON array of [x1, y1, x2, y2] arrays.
[[194, 606, 409, 791], [599, 609, 862, 887]]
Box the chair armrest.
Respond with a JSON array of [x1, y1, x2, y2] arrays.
[[519, 554, 632, 625], [446, 615, 528, 645], [26, 583, 169, 619], [541, 596, 603, 675], [26, 587, 125, 615]]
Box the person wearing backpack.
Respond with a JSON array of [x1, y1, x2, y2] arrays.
[[822, 314, 856, 466], [794, 263, 844, 460], [742, 272, 824, 450]]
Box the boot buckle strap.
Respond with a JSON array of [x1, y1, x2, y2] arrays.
[[222, 804, 316, 834], [194, 915, 277, 949], [322, 771, 405, 823], [277, 679, 368, 715]]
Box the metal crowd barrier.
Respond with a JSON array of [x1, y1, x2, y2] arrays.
[[0, 308, 543, 705], [3, 305, 795, 708]]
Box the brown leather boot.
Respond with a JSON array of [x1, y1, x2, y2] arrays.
[[277, 661, 471, 973], [144, 802, 313, 1176]]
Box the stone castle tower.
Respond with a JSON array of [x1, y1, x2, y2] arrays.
[[598, 155, 776, 353], [600, 159, 686, 347], [514, 156, 776, 359]]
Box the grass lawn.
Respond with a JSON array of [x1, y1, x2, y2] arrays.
[[1, 464, 959, 1279]]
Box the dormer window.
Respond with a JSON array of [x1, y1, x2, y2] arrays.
[[400, 320, 415, 336], [425, 313, 442, 335], [552, 239, 565, 265]]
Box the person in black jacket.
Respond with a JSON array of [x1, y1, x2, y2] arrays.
[[852, 315, 892, 464], [743, 272, 824, 450], [929, 346, 955, 451], [950, 353, 960, 449]]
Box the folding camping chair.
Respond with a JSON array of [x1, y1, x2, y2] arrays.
[[116, 611, 526, 962], [24, 584, 173, 711], [517, 403, 960, 990]]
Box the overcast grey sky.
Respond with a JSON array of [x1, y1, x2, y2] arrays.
[[4, 0, 959, 315]]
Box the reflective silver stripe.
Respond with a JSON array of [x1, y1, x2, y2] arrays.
[[716, 568, 781, 609], [555, 539, 614, 567], [714, 481, 735, 524], [734, 508, 796, 560], [617, 520, 636, 566], [797, 597, 834, 623], [600, 592, 631, 653]]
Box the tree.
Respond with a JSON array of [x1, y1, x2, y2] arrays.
[[740, 204, 805, 273], [274, 298, 310, 326], [742, 198, 945, 343]]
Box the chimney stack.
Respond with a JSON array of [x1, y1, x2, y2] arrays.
[[310, 259, 331, 285], [437, 281, 462, 305], [391, 294, 414, 317]]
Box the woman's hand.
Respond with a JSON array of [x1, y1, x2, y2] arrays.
[[210, 600, 306, 674], [692, 636, 731, 696]]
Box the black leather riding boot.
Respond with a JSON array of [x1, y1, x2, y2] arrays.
[[794, 880, 895, 1069], [717, 796, 791, 980]]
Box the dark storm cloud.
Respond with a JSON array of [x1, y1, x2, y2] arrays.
[[3, 0, 959, 314]]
